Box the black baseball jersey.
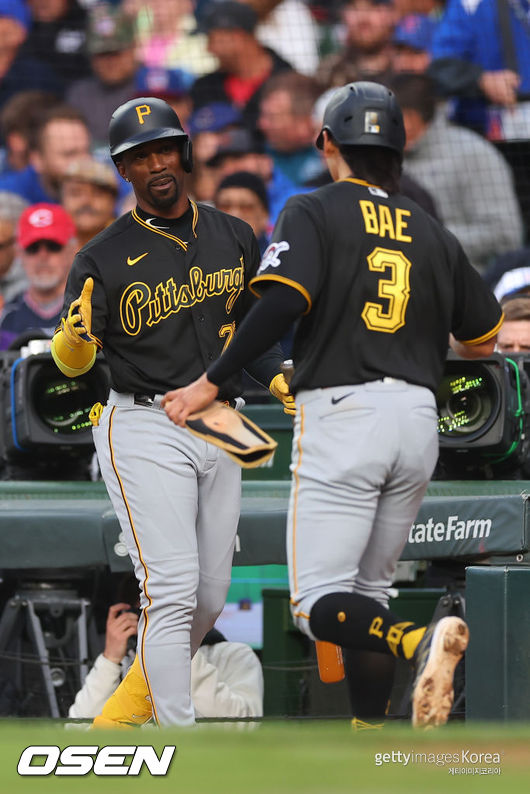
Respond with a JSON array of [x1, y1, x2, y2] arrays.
[[250, 177, 503, 393], [61, 201, 276, 397]]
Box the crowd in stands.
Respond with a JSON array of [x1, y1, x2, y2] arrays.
[[0, 0, 530, 346], [1, 0, 530, 723]]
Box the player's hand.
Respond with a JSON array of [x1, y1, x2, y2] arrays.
[[62, 277, 97, 347], [269, 372, 296, 415], [479, 70, 520, 106], [103, 603, 139, 664], [162, 373, 219, 427]]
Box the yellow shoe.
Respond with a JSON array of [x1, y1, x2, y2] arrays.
[[91, 715, 136, 731], [351, 717, 384, 731], [91, 656, 153, 729]]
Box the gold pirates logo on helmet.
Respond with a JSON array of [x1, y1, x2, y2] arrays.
[[364, 111, 381, 134], [135, 104, 152, 125]]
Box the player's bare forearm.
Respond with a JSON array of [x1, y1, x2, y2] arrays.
[[162, 373, 219, 426], [450, 334, 497, 359]]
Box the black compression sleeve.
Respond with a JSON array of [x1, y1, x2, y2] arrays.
[[207, 283, 307, 386]]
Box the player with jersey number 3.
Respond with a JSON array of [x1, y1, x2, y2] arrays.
[[162, 82, 504, 729]]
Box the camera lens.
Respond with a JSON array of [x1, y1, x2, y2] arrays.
[[437, 368, 495, 438], [32, 363, 97, 435]]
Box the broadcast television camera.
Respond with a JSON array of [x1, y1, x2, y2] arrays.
[[0, 339, 110, 480], [0, 341, 528, 481], [435, 351, 530, 479]]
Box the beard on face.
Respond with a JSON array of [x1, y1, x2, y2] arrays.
[[147, 176, 181, 209]]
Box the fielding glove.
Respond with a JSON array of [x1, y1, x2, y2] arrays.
[[185, 402, 277, 468]]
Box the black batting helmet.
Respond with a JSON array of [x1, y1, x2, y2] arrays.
[[316, 82, 405, 157], [109, 97, 193, 172]]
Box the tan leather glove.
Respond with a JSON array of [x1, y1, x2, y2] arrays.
[[269, 373, 296, 415]]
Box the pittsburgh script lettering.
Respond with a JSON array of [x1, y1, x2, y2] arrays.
[[119, 261, 244, 335]]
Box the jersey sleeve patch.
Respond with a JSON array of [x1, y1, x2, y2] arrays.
[[256, 241, 290, 275]]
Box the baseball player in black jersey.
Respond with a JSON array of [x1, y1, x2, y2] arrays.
[[51, 97, 293, 727], [163, 82, 504, 728]]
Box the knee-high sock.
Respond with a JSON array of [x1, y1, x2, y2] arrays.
[[309, 592, 425, 660], [343, 648, 396, 720]]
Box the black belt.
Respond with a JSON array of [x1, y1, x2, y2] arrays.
[[133, 393, 237, 409], [134, 393, 162, 408]]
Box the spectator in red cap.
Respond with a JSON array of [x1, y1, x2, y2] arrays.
[[0, 203, 76, 349]]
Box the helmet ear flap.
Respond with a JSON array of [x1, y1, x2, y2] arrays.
[[181, 138, 193, 173]]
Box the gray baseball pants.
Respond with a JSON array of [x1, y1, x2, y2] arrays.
[[287, 379, 439, 639], [93, 390, 241, 725]]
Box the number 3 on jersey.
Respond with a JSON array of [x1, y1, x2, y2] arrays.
[[361, 246, 412, 333]]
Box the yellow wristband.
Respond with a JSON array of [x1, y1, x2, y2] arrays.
[[51, 331, 97, 377]]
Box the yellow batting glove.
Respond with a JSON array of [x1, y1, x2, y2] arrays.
[[269, 373, 296, 416], [51, 277, 97, 377], [62, 277, 98, 347]]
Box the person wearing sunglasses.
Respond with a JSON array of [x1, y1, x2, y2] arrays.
[[0, 202, 77, 350]]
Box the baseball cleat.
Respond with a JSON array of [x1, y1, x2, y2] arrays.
[[411, 616, 469, 729], [351, 717, 384, 731]]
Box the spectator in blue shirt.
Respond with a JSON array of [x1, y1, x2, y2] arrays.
[[429, 0, 530, 135], [0, 0, 63, 110], [392, 13, 437, 74], [0, 105, 91, 205], [206, 126, 307, 226], [0, 91, 63, 177], [429, 0, 530, 235], [215, 170, 270, 254], [258, 71, 325, 187], [22, 0, 91, 87]]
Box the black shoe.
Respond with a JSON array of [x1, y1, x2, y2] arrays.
[[411, 616, 469, 728]]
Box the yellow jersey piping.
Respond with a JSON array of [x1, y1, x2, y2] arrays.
[[340, 177, 373, 188], [291, 404, 305, 598], [108, 406, 159, 725], [131, 199, 198, 251], [460, 313, 504, 345], [249, 274, 312, 314]]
